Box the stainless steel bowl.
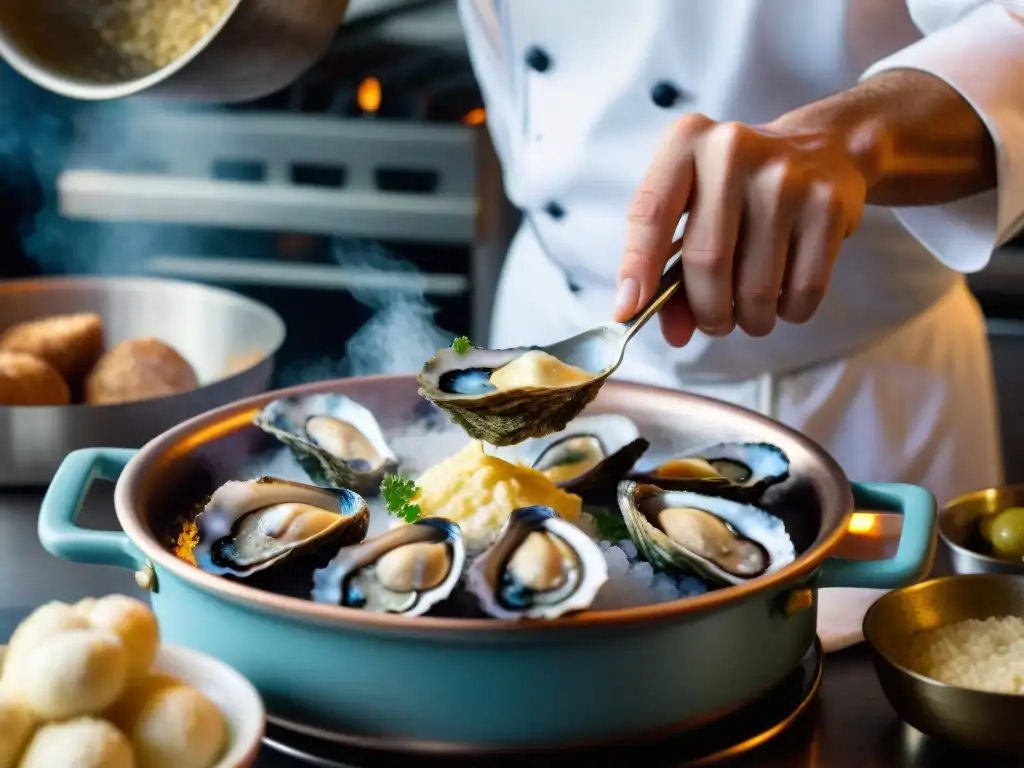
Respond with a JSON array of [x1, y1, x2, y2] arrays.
[[0, 0, 350, 103], [863, 573, 1024, 753], [939, 485, 1024, 575], [0, 275, 285, 486]]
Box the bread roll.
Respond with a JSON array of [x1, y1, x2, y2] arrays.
[[18, 717, 134, 768], [0, 602, 90, 696], [128, 685, 227, 768], [84, 338, 198, 405], [0, 312, 104, 386], [0, 352, 70, 406], [21, 629, 127, 720], [0, 695, 35, 768], [80, 595, 159, 681]]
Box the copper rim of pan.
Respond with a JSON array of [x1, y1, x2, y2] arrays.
[[115, 375, 855, 637]]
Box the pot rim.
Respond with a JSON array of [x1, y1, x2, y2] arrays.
[[115, 375, 853, 636]]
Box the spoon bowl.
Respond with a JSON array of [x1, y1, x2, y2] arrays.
[[417, 250, 683, 445]]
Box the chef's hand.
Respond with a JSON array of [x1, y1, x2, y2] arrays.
[[612, 113, 869, 346]]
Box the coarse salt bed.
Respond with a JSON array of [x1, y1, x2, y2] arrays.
[[589, 539, 708, 611], [907, 615, 1024, 694]]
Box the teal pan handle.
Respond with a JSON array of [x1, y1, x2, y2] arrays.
[[38, 448, 142, 571], [816, 482, 937, 590]]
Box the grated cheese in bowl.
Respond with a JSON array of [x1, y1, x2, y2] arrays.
[[907, 615, 1024, 694]]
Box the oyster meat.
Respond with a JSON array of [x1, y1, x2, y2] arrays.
[[192, 477, 370, 578], [311, 517, 466, 617], [616, 481, 795, 586], [417, 343, 611, 446], [635, 442, 790, 498], [254, 393, 398, 494], [466, 505, 609, 620], [497, 414, 649, 498]]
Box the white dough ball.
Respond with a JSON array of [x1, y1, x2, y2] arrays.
[[21, 629, 127, 721], [130, 685, 228, 768], [80, 595, 160, 681], [18, 717, 135, 768], [73, 597, 99, 618], [0, 695, 35, 768], [1, 602, 90, 697]]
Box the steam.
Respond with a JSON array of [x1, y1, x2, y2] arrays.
[[277, 238, 453, 386], [0, 62, 213, 276]]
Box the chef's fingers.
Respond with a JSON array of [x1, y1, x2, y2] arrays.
[[658, 290, 697, 348], [733, 166, 800, 337], [680, 127, 747, 336], [778, 187, 846, 324], [615, 114, 709, 322]]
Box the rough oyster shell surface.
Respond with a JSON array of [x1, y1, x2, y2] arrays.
[[191, 476, 370, 577], [616, 481, 795, 586], [311, 517, 466, 617], [254, 393, 398, 494], [417, 345, 610, 446], [465, 505, 609, 620]]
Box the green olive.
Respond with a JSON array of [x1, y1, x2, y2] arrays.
[[979, 514, 996, 543], [988, 507, 1024, 559]]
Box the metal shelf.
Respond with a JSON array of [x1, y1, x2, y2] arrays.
[[59, 111, 478, 243]]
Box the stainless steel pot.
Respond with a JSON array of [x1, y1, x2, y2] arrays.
[[38, 375, 937, 753], [0, 276, 285, 486], [0, 0, 350, 103]]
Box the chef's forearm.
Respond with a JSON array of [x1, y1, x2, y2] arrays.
[[771, 69, 998, 208]]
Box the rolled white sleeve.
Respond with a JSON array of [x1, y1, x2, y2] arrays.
[[860, 3, 1024, 273]]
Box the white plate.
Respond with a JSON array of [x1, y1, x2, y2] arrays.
[[0, 643, 265, 768]]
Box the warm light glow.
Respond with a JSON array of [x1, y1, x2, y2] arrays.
[[847, 512, 879, 534], [357, 77, 382, 114], [462, 107, 486, 125]]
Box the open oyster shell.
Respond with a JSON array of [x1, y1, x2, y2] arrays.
[[254, 393, 398, 494], [192, 477, 370, 578], [417, 344, 611, 446], [496, 414, 649, 499], [311, 517, 466, 617], [465, 505, 609, 620], [616, 481, 795, 586], [632, 441, 790, 499]]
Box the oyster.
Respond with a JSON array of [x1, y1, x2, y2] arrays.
[[497, 415, 649, 498], [616, 481, 795, 586], [634, 442, 790, 498], [192, 477, 370, 578], [311, 518, 466, 617], [417, 343, 611, 446], [254, 393, 398, 494], [466, 505, 608, 620]]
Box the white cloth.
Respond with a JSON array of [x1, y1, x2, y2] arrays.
[[457, 0, 1020, 649]]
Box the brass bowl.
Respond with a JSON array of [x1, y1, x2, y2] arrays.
[[863, 573, 1024, 753], [940, 485, 1024, 575]]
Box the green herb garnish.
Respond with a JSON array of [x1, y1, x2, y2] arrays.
[[451, 335, 471, 355], [593, 511, 630, 542], [381, 474, 422, 523]]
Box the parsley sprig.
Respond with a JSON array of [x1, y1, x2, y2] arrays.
[[593, 511, 630, 542], [451, 335, 471, 355], [381, 474, 422, 523]]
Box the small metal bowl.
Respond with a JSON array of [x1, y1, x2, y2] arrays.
[[863, 573, 1024, 753], [939, 485, 1024, 575]]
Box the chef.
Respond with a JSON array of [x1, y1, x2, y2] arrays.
[[458, 0, 1024, 512], [457, 1, 1024, 648]]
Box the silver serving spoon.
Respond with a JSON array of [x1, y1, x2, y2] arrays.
[[540, 237, 685, 377], [417, 235, 686, 445]]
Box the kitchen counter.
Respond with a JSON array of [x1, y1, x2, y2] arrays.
[[2, 486, 1022, 768]]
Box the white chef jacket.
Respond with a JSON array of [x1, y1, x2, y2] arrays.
[[457, 0, 1024, 510]]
